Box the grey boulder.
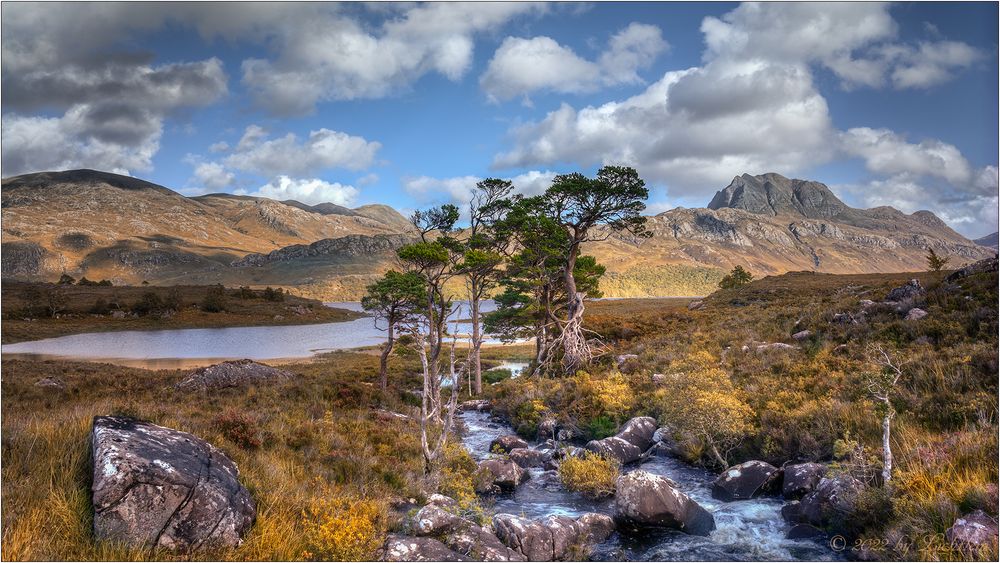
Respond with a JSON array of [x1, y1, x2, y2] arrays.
[[711, 460, 781, 501], [474, 459, 529, 494], [585, 416, 657, 465], [510, 448, 553, 469], [383, 535, 471, 561], [490, 435, 529, 454], [493, 513, 615, 561], [91, 416, 255, 551], [614, 470, 715, 536], [945, 510, 999, 554], [904, 307, 928, 321], [799, 474, 862, 529], [782, 463, 827, 499], [885, 278, 925, 302], [175, 359, 294, 392]]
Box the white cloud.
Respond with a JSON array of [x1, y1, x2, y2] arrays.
[[246, 176, 359, 206], [403, 170, 560, 205], [209, 141, 230, 153], [192, 161, 235, 190], [224, 126, 381, 177], [888, 41, 985, 89], [839, 127, 982, 189], [480, 23, 667, 101]]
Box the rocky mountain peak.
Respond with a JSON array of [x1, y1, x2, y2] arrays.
[[707, 173, 849, 219]]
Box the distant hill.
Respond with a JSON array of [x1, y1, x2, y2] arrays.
[[974, 232, 999, 250], [2, 169, 993, 299]]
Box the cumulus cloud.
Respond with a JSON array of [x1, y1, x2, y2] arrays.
[[242, 176, 359, 206], [223, 126, 381, 177], [192, 161, 235, 190], [839, 127, 981, 188], [480, 23, 667, 101], [403, 170, 560, 205], [239, 2, 548, 114]]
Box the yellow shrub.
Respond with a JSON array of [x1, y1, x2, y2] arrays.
[[300, 488, 387, 561], [558, 451, 620, 498], [571, 370, 636, 424]]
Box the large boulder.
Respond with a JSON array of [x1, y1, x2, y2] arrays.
[[947, 256, 998, 281], [585, 417, 657, 465], [782, 463, 827, 499], [409, 501, 523, 561], [91, 416, 255, 550], [384, 535, 471, 561], [474, 459, 529, 494], [711, 460, 781, 501], [491, 435, 530, 454], [493, 513, 615, 561], [509, 448, 553, 469], [945, 510, 999, 554], [885, 279, 925, 302], [460, 400, 492, 412], [904, 308, 928, 321], [614, 470, 715, 536], [412, 505, 464, 536], [799, 474, 862, 528], [175, 359, 294, 392]]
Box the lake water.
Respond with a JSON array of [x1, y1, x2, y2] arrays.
[[2, 301, 520, 368]]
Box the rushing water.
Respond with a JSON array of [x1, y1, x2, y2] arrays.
[[459, 411, 839, 562], [2, 301, 520, 367]]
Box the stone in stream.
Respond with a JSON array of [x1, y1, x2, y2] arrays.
[[490, 435, 529, 454], [90, 416, 255, 551], [781, 500, 804, 524], [787, 523, 827, 540], [537, 418, 558, 440], [409, 499, 524, 561], [782, 462, 827, 499], [509, 448, 553, 469], [175, 359, 294, 392], [711, 460, 782, 501], [473, 459, 529, 494], [460, 399, 492, 412], [493, 513, 615, 561], [614, 470, 716, 536], [584, 416, 657, 465], [945, 510, 999, 554], [383, 535, 471, 561], [799, 474, 862, 529]]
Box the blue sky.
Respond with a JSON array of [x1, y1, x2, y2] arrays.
[[2, 2, 998, 237]]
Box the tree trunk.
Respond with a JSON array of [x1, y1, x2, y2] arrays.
[[470, 281, 483, 395], [560, 244, 588, 374], [706, 438, 729, 469], [379, 323, 394, 391], [881, 408, 894, 484]]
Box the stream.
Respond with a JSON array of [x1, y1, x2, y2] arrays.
[[459, 411, 839, 561]]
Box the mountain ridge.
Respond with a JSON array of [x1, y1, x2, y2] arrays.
[[1, 169, 992, 299]]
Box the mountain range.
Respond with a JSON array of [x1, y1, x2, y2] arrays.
[[1, 169, 994, 298]]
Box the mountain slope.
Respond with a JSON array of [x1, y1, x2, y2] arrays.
[[974, 232, 999, 250], [2, 170, 992, 299]]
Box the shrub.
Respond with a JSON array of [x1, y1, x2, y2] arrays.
[[483, 368, 512, 385], [584, 415, 618, 440], [131, 292, 164, 316], [717, 265, 753, 289], [211, 410, 263, 449], [201, 285, 228, 313], [263, 286, 285, 302], [558, 451, 620, 498], [89, 298, 111, 315], [164, 288, 183, 311], [301, 488, 386, 561], [570, 370, 635, 431]]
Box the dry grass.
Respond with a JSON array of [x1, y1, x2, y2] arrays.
[[0, 350, 437, 561]]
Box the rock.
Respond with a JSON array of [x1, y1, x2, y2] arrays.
[[687, 300, 704, 310], [782, 463, 827, 499], [490, 435, 529, 454], [947, 257, 999, 281], [175, 359, 294, 392], [493, 513, 615, 561], [34, 376, 65, 389], [554, 446, 587, 460], [427, 494, 459, 510], [556, 428, 579, 442], [412, 505, 463, 536], [799, 474, 862, 528], [791, 330, 812, 341], [615, 354, 639, 371], [614, 470, 716, 536], [712, 460, 781, 501], [537, 418, 558, 440], [91, 416, 255, 550], [859, 299, 876, 308], [831, 313, 856, 324], [945, 510, 999, 553], [509, 448, 553, 469], [787, 524, 826, 540], [459, 399, 492, 412], [473, 459, 529, 494], [111, 310, 127, 319], [585, 416, 657, 465], [444, 522, 524, 561], [383, 535, 471, 561], [781, 501, 804, 524], [756, 342, 798, 352], [904, 308, 928, 321], [651, 373, 666, 385], [885, 279, 925, 302]]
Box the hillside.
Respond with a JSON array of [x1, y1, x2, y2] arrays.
[[2, 170, 993, 299], [974, 232, 999, 250]]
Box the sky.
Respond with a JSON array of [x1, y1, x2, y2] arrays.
[[1, 1, 998, 238]]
